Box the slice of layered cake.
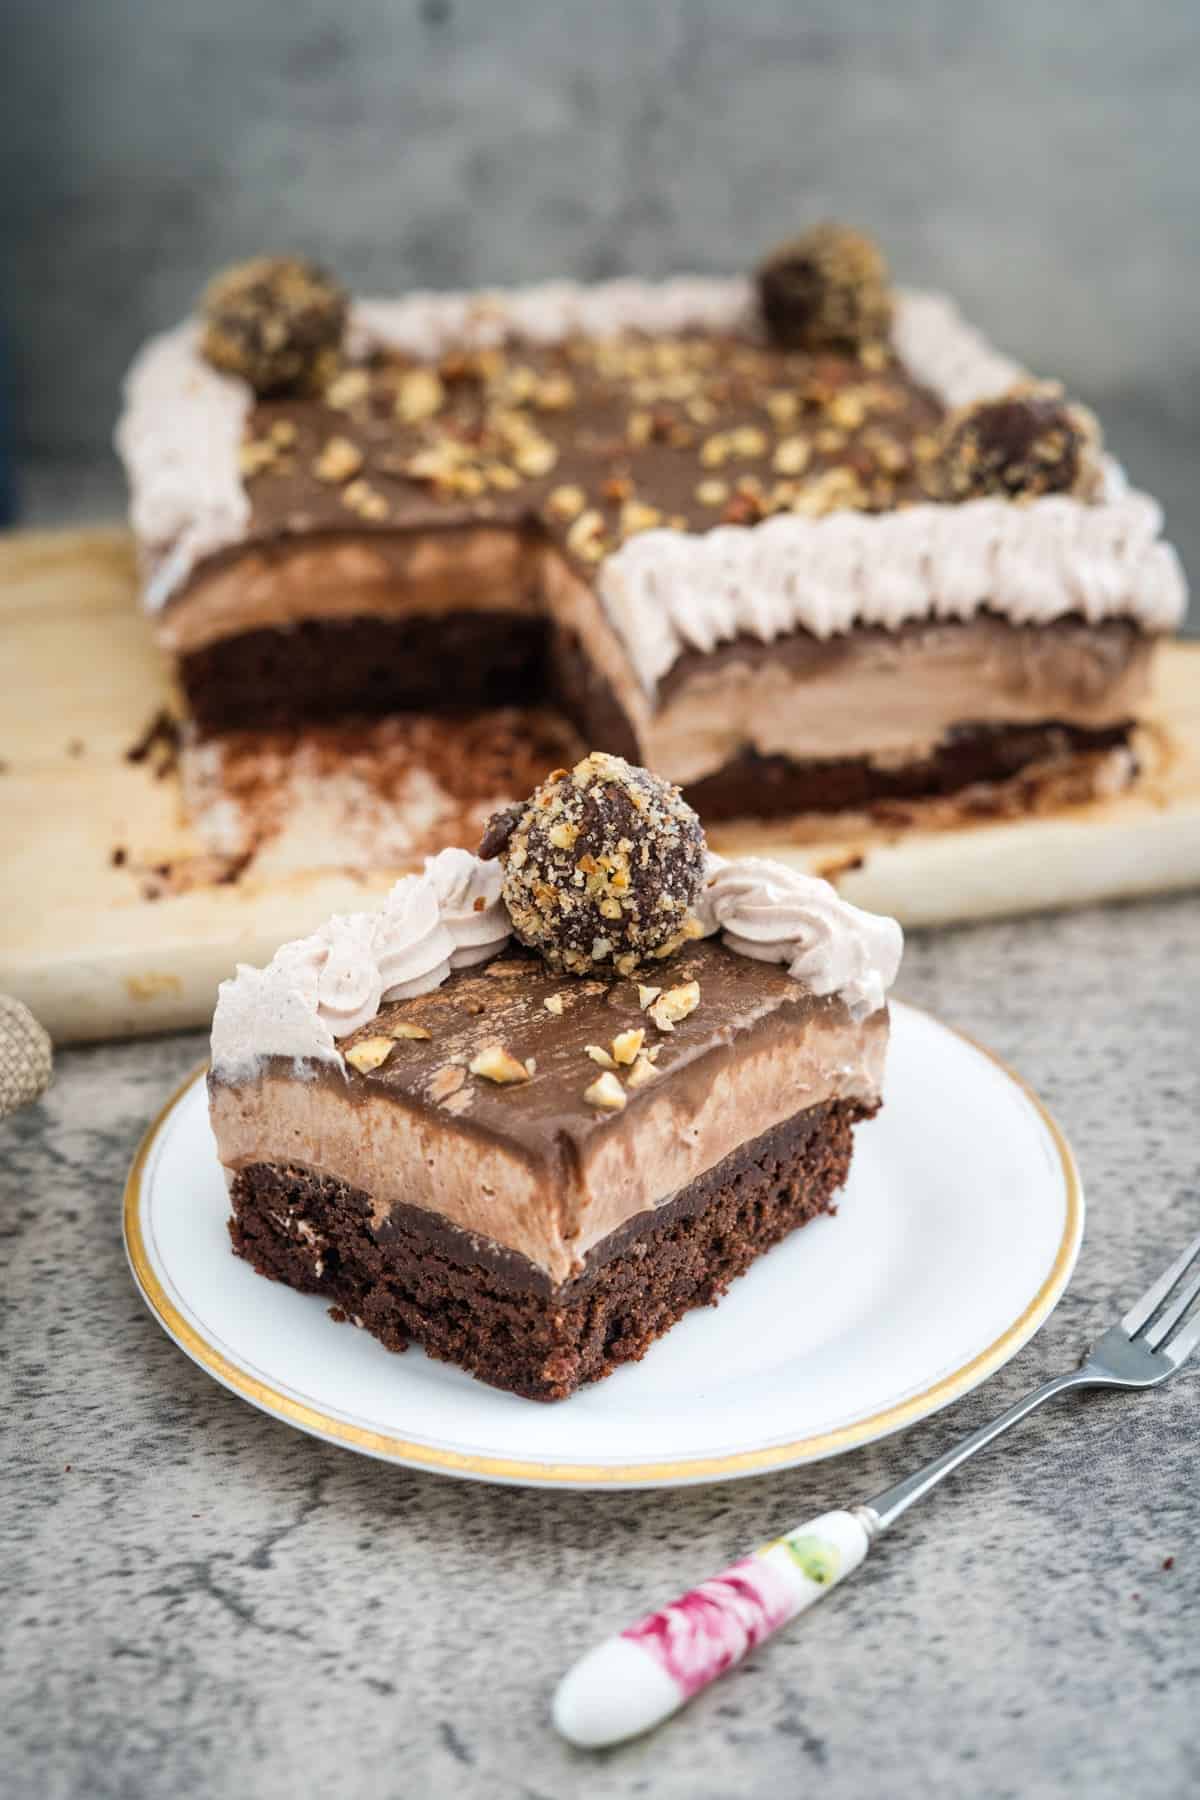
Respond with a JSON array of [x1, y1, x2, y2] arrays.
[[119, 225, 1185, 825], [209, 753, 902, 1399]]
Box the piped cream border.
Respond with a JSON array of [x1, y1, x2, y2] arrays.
[[123, 1004, 1084, 1490]]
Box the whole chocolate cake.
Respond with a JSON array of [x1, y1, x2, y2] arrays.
[[208, 754, 903, 1399], [118, 225, 1186, 825]]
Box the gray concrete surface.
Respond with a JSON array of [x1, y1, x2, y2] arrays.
[[4, 893, 1198, 1798], [2, 0, 1198, 608]]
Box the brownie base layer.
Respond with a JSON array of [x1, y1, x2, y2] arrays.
[[180, 611, 550, 733], [227, 1096, 874, 1402], [682, 719, 1133, 820]]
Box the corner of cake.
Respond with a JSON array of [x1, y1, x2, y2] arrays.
[[208, 752, 903, 1399]]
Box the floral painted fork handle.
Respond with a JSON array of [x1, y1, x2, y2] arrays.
[[553, 1508, 872, 1749], [554, 1356, 1117, 1747]]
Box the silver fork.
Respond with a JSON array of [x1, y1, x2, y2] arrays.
[[554, 1229, 1200, 1749]]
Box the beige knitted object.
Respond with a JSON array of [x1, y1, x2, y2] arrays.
[[0, 995, 53, 1116]]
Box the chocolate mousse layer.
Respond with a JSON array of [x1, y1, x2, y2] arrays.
[[549, 606, 1148, 817]]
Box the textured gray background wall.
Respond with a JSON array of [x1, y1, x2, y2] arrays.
[[3, 0, 1197, 596]]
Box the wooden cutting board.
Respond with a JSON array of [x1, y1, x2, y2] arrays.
[[2, 525, 1198, 1043]]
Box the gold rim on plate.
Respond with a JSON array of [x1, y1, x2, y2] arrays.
[[123, 1008, 1084, 1487]]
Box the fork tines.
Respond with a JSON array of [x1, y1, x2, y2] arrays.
[[1123, 1227, 1200, 1366]]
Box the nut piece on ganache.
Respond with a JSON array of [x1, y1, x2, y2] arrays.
[[932, 382, 1104, 502], [200, 256, 348, 394], [478, 751, 707, 978], [756, 222, 893, 353]]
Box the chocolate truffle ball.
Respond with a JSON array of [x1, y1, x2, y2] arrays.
[[757, 223, 893, 353], [479, 752, 707, 976], [200, 256, 347, 394], [932, 384, 1103, 502]]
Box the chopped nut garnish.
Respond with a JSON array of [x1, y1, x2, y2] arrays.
[[695, 478, 729, 506], [269, 419, 298, 447], [429, 1064, 466, 1104], [611, 1027, 645, 1065], [404, 443, 466, 482], [792, 465, 868, 516], [342, 479, 389, 520], [625, 1053, 660, 1089], [862, 429, 910, 474], [547, 484, 586, 520], [620, 500, 663, 537], [773, 436, 811, 475], [730, 425, 768, 458], [395, 368, 445, 423], [513, 438, 558, 478], [501, 363, 538, 402], [535, 373, 575, 410], [565, 509, 608, 563], [388, 1022, 432, 1040], [543, 993, 565, 1016], [649, 980, 701, 1032], [583, 1071, 627, 1111], [699, 432, 730, 467], [722, 491, 765, 525], [325, 368, 370, 410], [627, 409, 654, 447], [637, 984, 662, 1010], [585, 1044, 618, 1070], [485, 462, 521, 491], [766, 389, 799, 425], [448, 466, 487, 497], [315, 435, 364, 483], [345, 1036, 394, 1074], [238, 438, 277, 477], [829, 391, 866, 431], [469, 1044, 532, 1084]]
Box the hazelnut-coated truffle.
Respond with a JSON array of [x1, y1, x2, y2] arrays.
[[200, 256, 347, 395], [479, 752, 707, 977], [757, 223, 893, 353], [932, 383, 1104, 502]]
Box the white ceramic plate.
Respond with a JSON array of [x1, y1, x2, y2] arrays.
[[124, 1002, 1082, 1489]]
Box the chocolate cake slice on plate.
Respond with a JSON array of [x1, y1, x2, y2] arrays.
[[119, 224, 1185, 825], [208, 753, 902, 1399]]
